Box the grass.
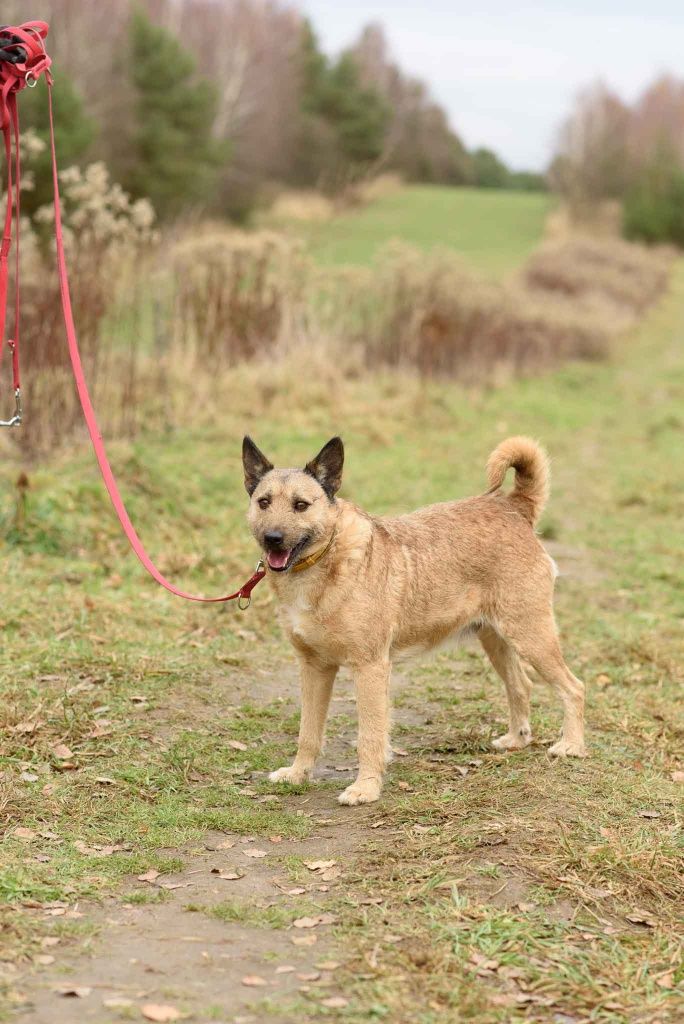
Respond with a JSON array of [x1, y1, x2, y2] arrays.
[[275, 184, 552, 276], [0, 257, 682, 1018]]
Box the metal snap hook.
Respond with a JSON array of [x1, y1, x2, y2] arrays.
[[0, 387, 22, 427]]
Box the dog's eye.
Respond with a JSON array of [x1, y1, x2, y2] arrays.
[[258, 497, 270, 510], [293, 500, 309, 512]]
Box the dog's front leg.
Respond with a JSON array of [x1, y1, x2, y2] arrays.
[[269, 658, 337, 785], [339, 660, 390, 806]]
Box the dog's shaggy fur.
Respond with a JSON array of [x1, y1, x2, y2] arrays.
[[243, 435, 586, 806]]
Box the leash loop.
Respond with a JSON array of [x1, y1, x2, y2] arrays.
[[0, 20, 267, 607]]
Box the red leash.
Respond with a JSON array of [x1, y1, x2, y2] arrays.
[[0, 22, 265, 607]]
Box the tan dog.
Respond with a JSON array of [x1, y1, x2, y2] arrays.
[[243, 435, 586, 806]]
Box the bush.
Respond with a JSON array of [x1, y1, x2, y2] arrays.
[[523, 236, 673, 313], [623, 169, 684, 247], [169, 230, 307, 364], [9, 162, 156, 454], [326, 244, 613, 380]]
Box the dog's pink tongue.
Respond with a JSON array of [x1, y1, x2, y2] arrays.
[[267, 549, 291, 570]]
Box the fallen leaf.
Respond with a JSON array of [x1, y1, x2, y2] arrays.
[[298, 971, 321, 981], [286, 887, 307, 896], [55, 986, 91, 998], [595, 673, 611, 686], [14, 827, 36, 841], [13, 721, 41, 734], [393, 747, 409, 757], [455, 766, 469, 777], [35, 954, 55, 966], [397, 781, 412, 791], [228, 740, 249, 751], [137, 869, 160, 883], [51, 744, 73, 760], [293, 913, 337, 929], [268, 835, 283, 844], [517, 901, 537, 912], [211, 869, 244, 881], [626, 911, 655, 927], [292, 933, 317, 946], [158, 881, 192, 891], [142, 1005, 182, 1022], [671, 771, 684, 783], [638, 810, 660, 819], [320, 866, 342, 882], [74, 840, 120, 857], [241, 975, 267, 987], [304, 859, 336, 872], [103, 997, 134, 1009], [321, 997, 348, 1008], [243, 848, 267, 859], [95, 776, 115, 786], [317, 961, 341, 971], [656, 970, 675, 989], [20, 771, 39, 782], [275, 965, 296, 974]]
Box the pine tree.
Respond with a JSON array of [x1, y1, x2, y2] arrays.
[[124, 8, 226, 219], [295, 22, 388, 189]]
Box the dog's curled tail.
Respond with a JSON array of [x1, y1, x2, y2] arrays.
[[486, 436, 550, 526]]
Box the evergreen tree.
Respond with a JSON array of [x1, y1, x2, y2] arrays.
[[18, 74, 94, 216], [124, 8, 226, 219], [295, 22, 388, 189]]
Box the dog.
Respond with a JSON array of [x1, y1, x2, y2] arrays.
[[243, 434, 586, 806]]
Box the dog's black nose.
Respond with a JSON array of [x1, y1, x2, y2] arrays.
[[264, 531, 284, 549]]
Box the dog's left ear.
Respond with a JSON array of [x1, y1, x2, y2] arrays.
[[305, 437, 344, 499]]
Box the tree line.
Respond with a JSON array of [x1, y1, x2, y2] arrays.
[[551, 76, 684, 245], [5, 0, 543, 221]]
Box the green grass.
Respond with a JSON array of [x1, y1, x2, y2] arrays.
[[279, 185, 551, 276], [0, 260, 683, 1020]]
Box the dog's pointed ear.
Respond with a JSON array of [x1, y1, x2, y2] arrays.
[[242, 436, 274, 496], [305, 437, 344, 499]]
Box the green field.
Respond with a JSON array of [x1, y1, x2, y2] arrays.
[[0, 200, 682, 1020], [284, 185, 552, 275]]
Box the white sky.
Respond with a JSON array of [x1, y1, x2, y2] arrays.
[[300, 1, 684, 170]]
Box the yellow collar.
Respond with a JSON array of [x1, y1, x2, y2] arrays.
[[291, 530, 336, 573]]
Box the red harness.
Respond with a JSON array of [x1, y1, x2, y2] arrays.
[[0, 22, 265, 606]]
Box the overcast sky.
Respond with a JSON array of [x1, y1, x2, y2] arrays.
[[300, 1, 684, 171]]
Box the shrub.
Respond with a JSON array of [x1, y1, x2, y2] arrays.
[[169, 229, 308, 364], [523, 236, 673, 314], [8, 161, 156, 454], [326, 237, 673, 380], [623, 169, 684, 247]]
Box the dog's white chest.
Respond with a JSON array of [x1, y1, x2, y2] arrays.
[[284, 594, 320, 644]]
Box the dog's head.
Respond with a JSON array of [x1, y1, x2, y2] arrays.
[[242, 436, 343, 572]]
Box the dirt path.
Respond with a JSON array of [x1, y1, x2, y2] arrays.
[[11, 666, 433, 1023]]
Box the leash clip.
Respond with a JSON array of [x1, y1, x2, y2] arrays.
[[0, 386, 22, 427], [237, 559, 265, 611]]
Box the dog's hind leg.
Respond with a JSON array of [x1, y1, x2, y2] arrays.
[[269, 658, 337, 784], [507, 619, 586, 757], [339, 659, 391, 806], [480, 626, 533, 751]]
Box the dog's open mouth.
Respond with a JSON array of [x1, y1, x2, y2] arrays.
[[265, 536, 310, 572]]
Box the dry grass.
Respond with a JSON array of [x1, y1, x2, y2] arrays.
[[8, 196, 675, 456], [524, 235, 674, 314]]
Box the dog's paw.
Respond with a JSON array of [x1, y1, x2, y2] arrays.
[[338, 777, 382, 806], [269, 764, 311, 784], [548, 739, 587, 758], [492, 730, 532, 751]]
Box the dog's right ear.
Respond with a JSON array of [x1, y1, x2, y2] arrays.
[[242, 436, 274, 496]]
